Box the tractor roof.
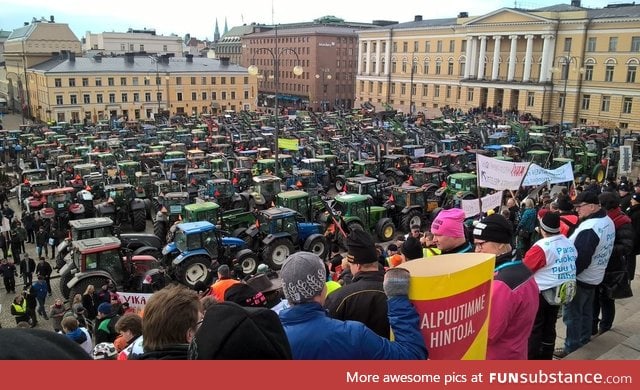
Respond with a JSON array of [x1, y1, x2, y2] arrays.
[[177, 221, 216, 234], [69, 217, 114, 230], [41, 187, 75, 195], [393, 185, 423, 194], [300, 158, 324, 164], [104, 183, 134, 190], [184, 202, 220, 212], [335, 193, 372, 203], [163, 192, 190, 199], [449, 173, 477, 180], [353, 160, 377, 166], [261, 207, 297, 218], [277, 190, 308, 200], [346, 176, 378, 185], [253, 175, 282, 183], [73, 237, 121, 254]]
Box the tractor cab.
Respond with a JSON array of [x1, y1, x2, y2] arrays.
[[290, 169, 319, 195], [345, 176, 386, 205], [252, 175, 282, 206], [183, 202, 220, 224], [69, 217, 114, 241], [231, 168, 253, 192], [117, 161, 141, 185]]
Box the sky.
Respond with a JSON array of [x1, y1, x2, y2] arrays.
[[0, 0, 617, 40]]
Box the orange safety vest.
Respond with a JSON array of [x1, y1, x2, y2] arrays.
[[210, 278, 240, 302]]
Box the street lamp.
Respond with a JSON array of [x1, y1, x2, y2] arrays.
[[552, 55, 583, 130], [315, 68, 332, 112], [247, 28, 303, 176]]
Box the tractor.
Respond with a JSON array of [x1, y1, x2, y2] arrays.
[[162, 221, 257, 287], [95, 184, 150, 232], [334, 159, 379, 192], [298, 158, 330, 191], [240, 207, 329, 270], [344, 176, 389, 205], [39, 187, 86, 231], [238, 175, 283, 211], [182, 202, 256, 237], [205, 178, 245, 209], [64, 237, 166, 300], [380, 154, 410, 185], [332, 193, 396, 243], [152, 191, 190, 244], [275, 190, 326, 225], [384, 185, 440, 232]]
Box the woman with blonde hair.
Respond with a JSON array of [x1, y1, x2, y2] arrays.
[[82, 284, 98, 320]]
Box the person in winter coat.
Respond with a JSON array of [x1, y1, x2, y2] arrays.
[[22, 212, 35, 244], [516, 198, 537, 257], [32, 275, 49, 320], [325, 230, 389, 338], [94, 303, 120, 344], [626, 193, 640, 281], [473, 214, 539, 360], [278, 251, 428, 360], [35, 226, 48, 259], [10, 294, 29, 324], [24, 284, 39, 327], [35, 257, 53, 296], [593, 192, 635, 335], [0, 257, 17, 293], [82, 284, 99, 320], [49, 299, 66, 332], [14, 220, 27, 253], [19, 256, 36, 287], [62, 316, 93, 355]]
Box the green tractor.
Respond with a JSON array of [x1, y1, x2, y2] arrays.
[[182, 201, 256, 237], [95, 184, 150, 232], [344, 176, 389, 206], [117, 161, 142, 186], [384, 185, 440, 232], [238, 175, 283, 211], [334, 159, 379, 192], [152, 192, 190, 243], [436, 172, 478, 208], [205, 178, 245, 210], [332, 193, 396, 243], [380, 154, 410, 185], [276, 190, 326, 224]]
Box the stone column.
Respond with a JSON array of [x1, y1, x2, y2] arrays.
[[357, 41, 363, 74], [364, 40, 371, 75], [384, 38, 392, 75], [477, 36, 487, 79], [464, 36, 473, 79], [491, 35, 502, 80], [376, 39, 382, 75], [507, 35, 518, 81], [523, 34, 534, 82], [539, 35, 555, 83], [469, 36, 478, 78]]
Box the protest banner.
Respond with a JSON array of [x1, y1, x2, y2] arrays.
[[278, 138, 299, 150], [400, 253, 496, 359], [619, 145, 632, 176], [460, 191, 504, 218], [476, 154, 529, 190], [115, 292, 153, 311], [522, 162, 574, 186]]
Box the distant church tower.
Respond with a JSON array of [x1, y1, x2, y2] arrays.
[[214, 19, 220, 43], [224, 17, 229, 35]]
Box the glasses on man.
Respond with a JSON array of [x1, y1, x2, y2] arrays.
[[474, 241, 488, 250], [574, 203, 589, 210]]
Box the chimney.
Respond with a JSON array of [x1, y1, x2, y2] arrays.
[[414, 15, 423, 22], [186, 54, 193, 63], [69, 52, 76, 62], [94, 53, 102, 62], [570, 0, 581, 7], [220, 57, 230, 66], [458, 11, 469, 18], [125, 52, 135, 64]]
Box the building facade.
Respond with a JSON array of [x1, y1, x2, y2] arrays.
[[26, 53, 257, 123], [355, 3, 640, 131], [242, 26, 360, 112], [83, 29, 184, 57], [214, 24, 271, 65]]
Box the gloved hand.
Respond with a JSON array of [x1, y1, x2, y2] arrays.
[[383, 268, 411, 297]]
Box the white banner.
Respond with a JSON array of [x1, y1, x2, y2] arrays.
[[460, 191, 504, 218], [619, 145, 632, 175], [522, 162, 574, 186], [476, 154, 530, 190], [115, 292, 153, 310]]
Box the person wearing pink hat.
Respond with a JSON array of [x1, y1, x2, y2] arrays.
[[430, 208, 473, 254]]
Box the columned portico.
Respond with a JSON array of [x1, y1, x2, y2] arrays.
[[477, 36, 487, 79], [507, 35, 518, 81], [523, 34, 534, 82], [491, 35, 502, 80]]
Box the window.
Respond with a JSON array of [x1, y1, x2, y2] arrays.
[[95, 78, 102, 87], [435, 60, 441, 75], [157, 92, 162, 102], [633, 37, 640, 52], [211, 92, 216, 100], [527, 92, 535, 107], [132, 77, 139, 86], [605, 65, 615, 82], [402, 42, 408, 52], [390, 83, 396, 94], [144, 77, 150, 86], [69, 78, 76, 87], [121, 93, 128, 103], [620, 122, 629, 129], [447, 60, 454, 75], [601, 95, 610, 112], [456, 86, 461, 100], [56, 95, 63, 105], [467, 88, 474, 101], [120, 77, 126, 86], [244, 91, 249, 99], [402, 60, 407, 73], [423, 61, 429, 75], [129, 44, 134, 51], [177, 92, 183, 101], [449, 40, 455, 52], [70, 95, 77, 104], [434, 85, 440, 97], [176, 77, 182, 85], [191, 92, 197, 100], [120, 44, 125, 51], [140, 44, 144, 51], [425, 41, 430, 53], [587, 37, 596, 52], [391, 61, 396, 73], [82, 78, 89, 87], [413, 41, 418, 52], [581, 94, 590, 110], [392, 42, 397, 52], [460, 61, 466, 77], [221, 77, 226, 85], [244, 77, 248, 84], [108, 77, 114, 86], [378, 82, 383, 94], [54, 78, 61, 87], [584, 64, 593, 81], [422, 84, 428, 96], [609, 37, 618, 52], [191, 77, 196, 85], [109, 94, 115, 103], [558, 93, 565, 109], [133, 93, 140, 102], [211, 77, 216, 84], [564, 38, 572, 52], [627, 66, 636, 83], [202, 92, 207, 100], [221, 92, 226, 100], [231, 77, 236, 84], [446, 85, 451, 99], [437, 40, 442, 52], [145, 92, 151, 102], [400, 83, 406, 95], [623, 97, 633, 114], [83, 94, 90, 104], [97, 94, 103, 103], [163, 45, 168, 52], [461, 40, 467, 52]]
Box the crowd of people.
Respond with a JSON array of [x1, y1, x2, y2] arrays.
[[0, 174, 637, 360]]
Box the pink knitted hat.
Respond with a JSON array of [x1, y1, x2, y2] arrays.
[[431, 208, 466, 238]]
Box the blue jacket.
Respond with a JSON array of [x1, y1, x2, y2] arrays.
[[279, 297, 427, 360], [32, 280, 48, 299]]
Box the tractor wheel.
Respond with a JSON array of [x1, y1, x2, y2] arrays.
[[232, 199, 245, 210], [263, 238, 294, 270], [59, 271, 73, 299], [375, 218, 396, 242], [400, 209, 423, 233], [303, 235, 329, 259], [237, 250, 259, 276], [150, 200, 160, 223], [154, 220, 168, 243], [132, 208, 147, 232], [335, 177, 346, 192], [385, 172, 402, 186], [177, 256, 211, 289], [69, 276, 110, 302]]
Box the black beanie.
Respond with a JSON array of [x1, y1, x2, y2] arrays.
[[346, 229, 378, 264], [472, 214, 513, 244], [224, 283, 267, 307], [539, 212, 560, 234], [402, 236, 423, 261], [189, 301, 292, 359]]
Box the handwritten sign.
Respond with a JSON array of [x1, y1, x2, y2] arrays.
[[476, 154, 530, 190], [522, 162, 574, 186], [619, 145, 632, 175], [460, 191, 504, 218]]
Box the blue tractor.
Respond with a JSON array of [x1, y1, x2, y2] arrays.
[[162, 221, 258, 288], [241, 207, 329, 270]]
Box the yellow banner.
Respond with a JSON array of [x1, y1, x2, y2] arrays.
[[278, 138, 299, 150], [400, 253, 496, 360]]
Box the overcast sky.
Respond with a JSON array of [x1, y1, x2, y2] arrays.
[[0, 0, 616, 40]]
